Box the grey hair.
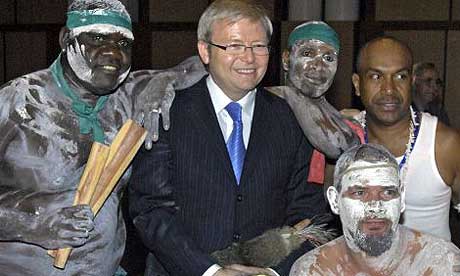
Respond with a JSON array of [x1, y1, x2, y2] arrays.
[[333, 144, 399, 192], [413, 62, 437, 78], [197, 0, 273, 42], [68, 0, 131, 21]]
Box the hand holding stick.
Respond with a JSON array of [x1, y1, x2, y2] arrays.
[[51, 120, 147, 269]]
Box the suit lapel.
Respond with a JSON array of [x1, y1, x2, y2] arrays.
[[241, 88, 271, 182], [185, 79, 235, 180]]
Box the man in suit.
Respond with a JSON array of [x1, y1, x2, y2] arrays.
[[129, 0, 326, 275]]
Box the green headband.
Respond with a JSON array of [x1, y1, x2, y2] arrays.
[[288, 22, 340, 53], [67, 10, 132, 31]]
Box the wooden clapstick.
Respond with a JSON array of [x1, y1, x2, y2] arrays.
[[52, 119, 146, 269], [51, 142, 110, 268], [89, 119, 147, 214]]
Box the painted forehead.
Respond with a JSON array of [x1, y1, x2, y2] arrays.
[[340, 161, 400, 189], [71, 24, 134, 40], [292, 39, 337, 53]]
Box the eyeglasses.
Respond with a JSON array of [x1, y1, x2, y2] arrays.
[[207, 41, 270, 56], [419, 78, 444, 89]]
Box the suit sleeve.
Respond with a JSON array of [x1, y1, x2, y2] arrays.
[[273, 124, 328, 275], [129, 129, 215, 276]]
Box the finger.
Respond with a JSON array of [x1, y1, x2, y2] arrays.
[[135, 111, 145, 126], [161, 87, 175, 131], [294, 218, 311, 230], [72, 205, 94, 220], [144, 110, 159, 149], [150, 111, 160, 142]]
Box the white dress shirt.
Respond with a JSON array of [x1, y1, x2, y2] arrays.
[[206, 76, 255, 148], [202, 76, 279, 276]]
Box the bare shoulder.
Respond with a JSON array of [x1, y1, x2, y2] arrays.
[[290, 237, 345, 276], [435, 121, 460, 158]]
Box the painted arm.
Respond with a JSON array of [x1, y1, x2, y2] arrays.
[[269, 86, 360, 159], [0, 187, 94, 249], [0, 120, 94, 249], [130, 56, 207, 149]]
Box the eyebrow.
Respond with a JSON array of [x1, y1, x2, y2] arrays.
[[365, 67, 411, 74]]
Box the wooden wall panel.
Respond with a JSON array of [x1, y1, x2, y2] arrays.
[[453, 0, 460, 20], [17, 0, 67, 24], [0, 0, 15, 25], [385, 30, 445, 76], [446, 31, 460, 129], [151, 31, 198, 69], [280, 21, 355, 109], [149, 0, 208, 22], [5, 32, 47, 81], [375, 0, 449, 21]]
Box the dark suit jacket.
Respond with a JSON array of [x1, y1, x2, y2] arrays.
[[129, 77, 326, 276]]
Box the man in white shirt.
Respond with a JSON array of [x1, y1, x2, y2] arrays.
[[129, 0, 326, 275]]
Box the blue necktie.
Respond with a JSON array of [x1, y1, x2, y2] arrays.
[[225, 102, 246, 184]]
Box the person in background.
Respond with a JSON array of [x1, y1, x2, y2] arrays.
[[412, 62, 450, 125]]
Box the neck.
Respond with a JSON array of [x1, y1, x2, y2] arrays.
[[365, 112, 411, 156]]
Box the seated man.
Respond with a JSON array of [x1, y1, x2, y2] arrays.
[[290, 144, 460, 276]]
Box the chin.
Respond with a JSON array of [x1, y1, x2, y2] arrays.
[[354, 229, 394, 257]]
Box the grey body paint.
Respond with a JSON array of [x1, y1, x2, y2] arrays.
[[0, 56, 206, 275], [268, 86, 360, 159]]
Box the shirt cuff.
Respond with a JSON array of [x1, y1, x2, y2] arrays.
[[203, 264, 222, 276], [267, 268, 281, 276]]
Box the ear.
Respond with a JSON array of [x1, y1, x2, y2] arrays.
[[197, 40, 210, 65], [352, 73, 361, 97], [59, 27, 71, 51], [326, 186, 340, 215], [282, 49, 290, 72]]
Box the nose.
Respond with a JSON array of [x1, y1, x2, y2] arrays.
[[307, 56, 325, 71], [99, 42, 124, 60], [382, 76, 395, 94], [239, 47, 255, 63], [365, 200, 385, 216]]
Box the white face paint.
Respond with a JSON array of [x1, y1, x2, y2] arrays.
[[71, 23, 134, 40], [288, 39, 338, 98], [66, 38, 93, 83], [327, 161, 403, 255]]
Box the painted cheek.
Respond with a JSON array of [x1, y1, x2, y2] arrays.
[[340, 197, 366, 232]]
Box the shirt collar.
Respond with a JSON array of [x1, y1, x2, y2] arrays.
[[206, 75, 256, 116]]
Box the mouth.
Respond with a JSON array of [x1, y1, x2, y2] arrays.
[[361, 218, 390, 234], [235, 68, 257, 75], [303, 73, 327, 85], [375, 97, 401, 111]]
